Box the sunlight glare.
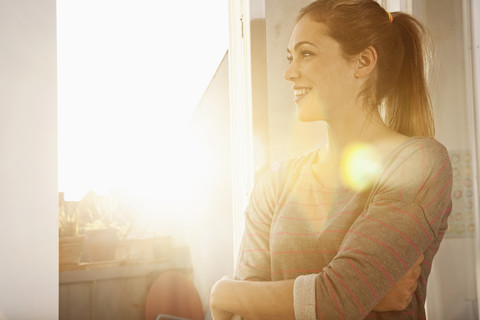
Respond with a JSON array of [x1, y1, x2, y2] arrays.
[[340, 143, 381, 192], [57, 0, 228, 210]]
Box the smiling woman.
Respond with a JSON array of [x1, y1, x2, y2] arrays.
[[57, 0, 228, 203], [210, 1, 453, 319]]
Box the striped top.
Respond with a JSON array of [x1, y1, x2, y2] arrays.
[[235, 137, 452, 319]]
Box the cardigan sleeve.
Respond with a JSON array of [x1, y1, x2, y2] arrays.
[[234, 167, 279, 281], [294, 139, 453, 319]]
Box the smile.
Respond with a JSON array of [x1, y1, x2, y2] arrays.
[[293, 87, 311, 101]]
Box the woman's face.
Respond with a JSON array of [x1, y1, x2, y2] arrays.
[[284, 16, 359, 123]]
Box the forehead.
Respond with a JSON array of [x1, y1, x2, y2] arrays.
[[287, 16, 336, 51]]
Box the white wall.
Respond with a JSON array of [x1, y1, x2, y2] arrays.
[[417, 0, 479, 318], [0, 0, 58, 319]]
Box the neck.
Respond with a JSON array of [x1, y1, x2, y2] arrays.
[[324, 108, 387, 159], [313, 109, 401, 189]]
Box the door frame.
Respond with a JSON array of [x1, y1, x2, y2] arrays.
[[467, 0, 480, 314]]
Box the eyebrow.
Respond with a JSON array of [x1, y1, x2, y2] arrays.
[[287, 41, 318, 54]]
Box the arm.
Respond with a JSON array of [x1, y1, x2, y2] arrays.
[[293, 140, 452, 319], [210, 255, 423, 319], [210, 278, 295, 320]]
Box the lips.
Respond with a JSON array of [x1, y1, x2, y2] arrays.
[[292, 87, 311, 102]]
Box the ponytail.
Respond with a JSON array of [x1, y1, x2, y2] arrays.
[[383, 12, 435, 137], [298, 0, 435, 137]]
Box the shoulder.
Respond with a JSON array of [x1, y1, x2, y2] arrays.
[[376, 137, 452, 202], [385, 137, 450, 173], [407, 137, 451, 184], [254, 150, 318, 192], [396, 136, 447, 157], [270, 149, 318, 177], [248, 150, 318, 211], [411, 137, 449, 160]]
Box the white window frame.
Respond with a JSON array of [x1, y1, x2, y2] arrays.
[[228, 0, 255, 266], [383, 0, 412, 13]]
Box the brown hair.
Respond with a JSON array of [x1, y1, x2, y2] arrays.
[[298, 0, 435, 137]]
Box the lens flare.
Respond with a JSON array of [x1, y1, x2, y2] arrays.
[[340, 143, 381, 192]]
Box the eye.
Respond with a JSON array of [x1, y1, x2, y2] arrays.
[[287, 55, 293, 64], [301, 51, 314, 58]]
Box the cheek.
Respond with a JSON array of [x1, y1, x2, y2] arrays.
[[327, 62, 352, 83], [309, 63, 344, 88]]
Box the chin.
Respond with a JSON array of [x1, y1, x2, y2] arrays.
[[295, 108, 323, 122]]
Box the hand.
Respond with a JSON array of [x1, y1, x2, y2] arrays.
[[373, 255, 424, 312], [210, 276, 235, 320], [211, 308, 234, 320]]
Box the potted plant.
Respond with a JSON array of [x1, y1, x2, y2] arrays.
[[79, 192, 134, 262], [83, 223, 120, 262], [59, 196, 84, 268]]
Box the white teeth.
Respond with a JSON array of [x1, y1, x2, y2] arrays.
[[293, 88, 311, 96]]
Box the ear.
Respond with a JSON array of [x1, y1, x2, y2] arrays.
[[354, 46, 377, 78]]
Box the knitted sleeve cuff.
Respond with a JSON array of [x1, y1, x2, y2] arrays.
[[294, 274, 318, 320]]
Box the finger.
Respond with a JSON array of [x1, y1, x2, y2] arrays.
[[404, 264, 420, 279], [409, 280, 418, 294], [400, 290, 415, 309], [406, 255, 423, 276], [400, 268, 420, 289], [415, 254, 425, 265], [405, 266, 421, 286], [414, 265, 422, 278], [398, 260, 423, 286], [406, 255, 423, 278], [407, 293, 414, 305]]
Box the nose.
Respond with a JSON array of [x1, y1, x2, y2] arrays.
[[284, 60, 300, 81]]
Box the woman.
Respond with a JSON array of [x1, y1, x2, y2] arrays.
[[210, 0, 452, 319]]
